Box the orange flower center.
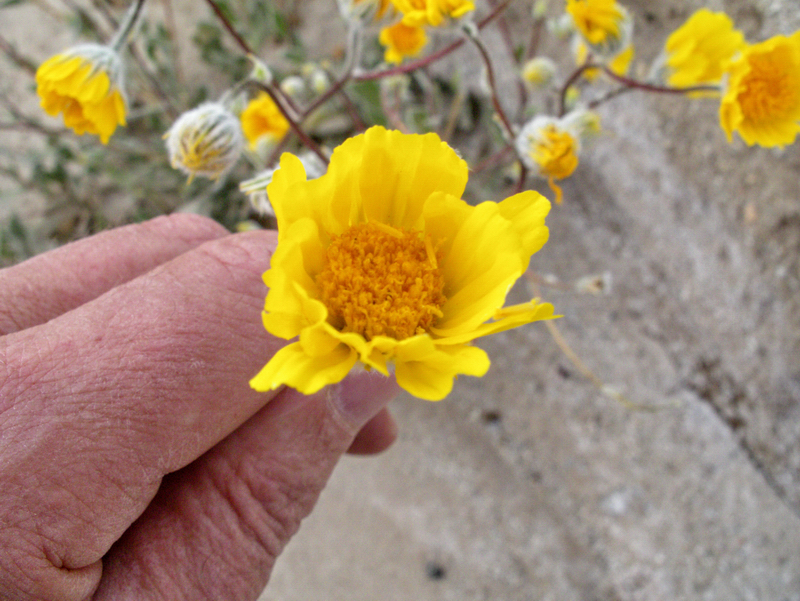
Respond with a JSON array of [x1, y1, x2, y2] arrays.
[[738, 53, 798, 121], [317, 221, 446, 341]]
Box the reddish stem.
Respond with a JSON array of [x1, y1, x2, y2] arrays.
[[203, 0, 254, 56]]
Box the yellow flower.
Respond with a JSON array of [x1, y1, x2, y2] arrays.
[[521, 57, 557, 89], [720, 31, 800, 148], [573, 38, 634, 81], [516, 115, 581, 204], [392, 0, 474, 28], [663, 9, 745, 88], [250, 127, 554, 401], [164, 102, 244, 181], [565, 0, 631, 57], [379, 21, 428, 64], [339, 0, 392, 20], [36, 44, 126, 144], [240, 92, 290, 150]]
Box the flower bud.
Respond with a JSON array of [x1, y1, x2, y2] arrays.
[[521, 57, 557, 89], [164, 102, 243, 181]]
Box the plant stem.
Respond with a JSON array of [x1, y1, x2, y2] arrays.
[[0, 33, 38, 74], [256, 83, 329, 166], [600, 67, 720, 96], [203, 0, 254, 56], [110, 0, 147, 51], [462, 25, 515, 143], [557, 62, 594, 117], [301, 22, 362, 122]]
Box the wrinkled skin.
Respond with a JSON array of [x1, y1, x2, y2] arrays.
[[0, 214, 399, 601]]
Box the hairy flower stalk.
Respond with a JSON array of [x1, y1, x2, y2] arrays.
[[250, 127, 554, 401]]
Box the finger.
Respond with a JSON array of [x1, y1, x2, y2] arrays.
[[93, 372, 400, 600], [0, 229, 285, 601], [0, 213, 228, 334], [346, 407, 398, 455]]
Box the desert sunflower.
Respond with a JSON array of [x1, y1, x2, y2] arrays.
[[36, 44, 126, 144], [250, 127, 554, 401]]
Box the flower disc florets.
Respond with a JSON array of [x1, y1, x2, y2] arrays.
[[250, 127, 555, 400], [35, 43, 127, 144], [317, 222, 446, 340]]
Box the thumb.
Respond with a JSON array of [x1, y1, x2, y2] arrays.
[[92, 371, 400, 601]]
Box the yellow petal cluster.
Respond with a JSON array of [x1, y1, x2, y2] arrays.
[[341, 0, 392, 20], [36, 45, 126, 144], [379, 21, 428, 64], [240, 92, 290, 150], [573, 38, 634, 81], [663, 9, 745, 88], [250, 127, 554, 401], [515, 115, 583, 204], [720, 31, 800, 148], [522, 57, 557, 89], [392, 0, 474, 28], [566, 0, 631, 57]]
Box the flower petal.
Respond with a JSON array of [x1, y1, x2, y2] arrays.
[[424, 194, 528, 336], [262, 218, 327, 339], [435, 299, 557, 345], [394, 336, 490, 401], [496, 191, 551, 261], [249, 341, 357, 394], [341, 127, 468, 229]]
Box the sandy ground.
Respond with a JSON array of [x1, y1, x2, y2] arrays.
[[2, 0, 799, 600]]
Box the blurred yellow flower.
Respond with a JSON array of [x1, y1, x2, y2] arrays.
[[521, 57, 557, 89], [663, 9, 745, 88], [516, 116, 581, 204], [240, 92, 290, 150], [566, 0, 631, 57], [36, 44, 126, 144], [250, 127, 554, 401], [392, 0, 474, 27], [340, 0, 392, 20], [379, 21, 428, 64], [720, 31, 800, 148], [573, 38, 634, 81]]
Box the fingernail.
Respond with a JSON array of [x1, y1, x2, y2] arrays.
[[327, 370, 401, 428]]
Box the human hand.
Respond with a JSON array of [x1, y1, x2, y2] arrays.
[[0, 214, 399, 601]]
